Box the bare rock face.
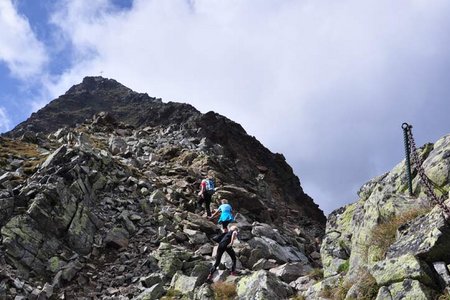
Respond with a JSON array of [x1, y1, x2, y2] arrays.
[[310, 134, 450, 299], [0, 77, 325, 299]]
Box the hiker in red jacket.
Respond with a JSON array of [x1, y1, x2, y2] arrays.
[[197, 172, 215, 217]]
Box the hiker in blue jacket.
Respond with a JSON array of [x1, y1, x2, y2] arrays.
[[209, 199, 234, 232]]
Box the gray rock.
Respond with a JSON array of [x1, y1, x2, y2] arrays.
[[40, 145, 67, 169], [183, 228, 209, 244], [252, 258, 278, 271], [378, 279, 437, 300], [248, 236, 309, 264], [104, 227, 129, 249], [252, 223, 287, 245], [41, 283, 53, 299], [433, 261, 450, 287], [109, 136, 127, 155], [191, 262, 211, 284], [269, 262, 313, 283], [195, 244, 213, 256], [0, 172, 14, 184], [370, 254, 435, 287], [61, 260, 83, 282], [170, 272, 200, 295], [193, 283, 214, 300], [148, 189, 166, 205], [289, 275, 317, 292], [133, 283, 165, 300], [236, 270, 294, 300], [141, 273, 164, 288]]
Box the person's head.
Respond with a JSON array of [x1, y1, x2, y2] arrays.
[[230, 225, 238, 232], [221, 199, 228, 204]]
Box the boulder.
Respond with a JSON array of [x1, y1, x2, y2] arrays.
[[252, 223, 287, 245], [0, 172, 14, 184], [236, 270, 294, 300], [215, 185, 265, 215], [375, 279, 437, 300], [185, 213, 218, 234], [155, 244, 192, 277], [148, 189, 166, 206], [133, 283, 165, 300], [170, 272, 200, 296], [2, 215, 62, 273], [61, 260, 83, 282], [104, 227, 129, 249], [0, 195, 14, 225], [370, 254, 436, 287], [40, 145, 68, 169], [433, 262, 450, 287], [191, 262, 211, 284], [386, 204, 450, 262], [140, 273, 164, 288], [303, 274, 341, 300], [252, 258, 278, 271], [289, 275, 317, 293], [247, 236, 309, 264], [109, 136, 128, 155], [193, 283, 214, 300], [183, 228, 209, 245], [269, 262, 313, 283]]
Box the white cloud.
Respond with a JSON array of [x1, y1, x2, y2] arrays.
[[0, 106, 12, 133], [0, 0, 48, 79], [44, 0, 450, 213]]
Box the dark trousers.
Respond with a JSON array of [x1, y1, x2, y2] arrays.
[[209, 246, 236, 275], [198, 192, 212, 217]]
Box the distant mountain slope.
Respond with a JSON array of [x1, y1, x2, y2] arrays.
[[0, 76, 327, 298], [7, 76, 325, 225]]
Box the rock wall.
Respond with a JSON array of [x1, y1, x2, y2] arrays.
[[308, 134, 450, 299]]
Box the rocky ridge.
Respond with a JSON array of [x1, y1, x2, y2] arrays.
[[0, 77, 325, 299], [7, 76, 325, 227], [308, 134, 450, 299]]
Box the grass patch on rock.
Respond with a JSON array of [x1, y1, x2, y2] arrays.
[[355, 269, 379, 299], [370, 208, 431, 261], [337, 260, 349, 274], [320, 280, 352, 300], [320, 268, 379, 300], [161, 288, 183, 299], [308, 268, 324, 280], [212, 282, 237, 300]]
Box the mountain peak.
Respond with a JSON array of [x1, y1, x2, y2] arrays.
[[65, 76, 131, 95]]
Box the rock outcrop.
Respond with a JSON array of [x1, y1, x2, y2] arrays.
[[308, 134, 450, 299], [0, 77, 325, 299]]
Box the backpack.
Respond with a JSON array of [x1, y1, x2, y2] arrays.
[[205, 178, 215, 192]]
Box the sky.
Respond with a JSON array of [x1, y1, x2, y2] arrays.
[[1, 0, 450, 215]]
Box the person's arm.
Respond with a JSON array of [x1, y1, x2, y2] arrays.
[[229, 231, 238, 247], [198, 181, 205, 196], [209, 208, 220, 220]]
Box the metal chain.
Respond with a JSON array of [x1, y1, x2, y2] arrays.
[[403, 123, 450, 218]]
